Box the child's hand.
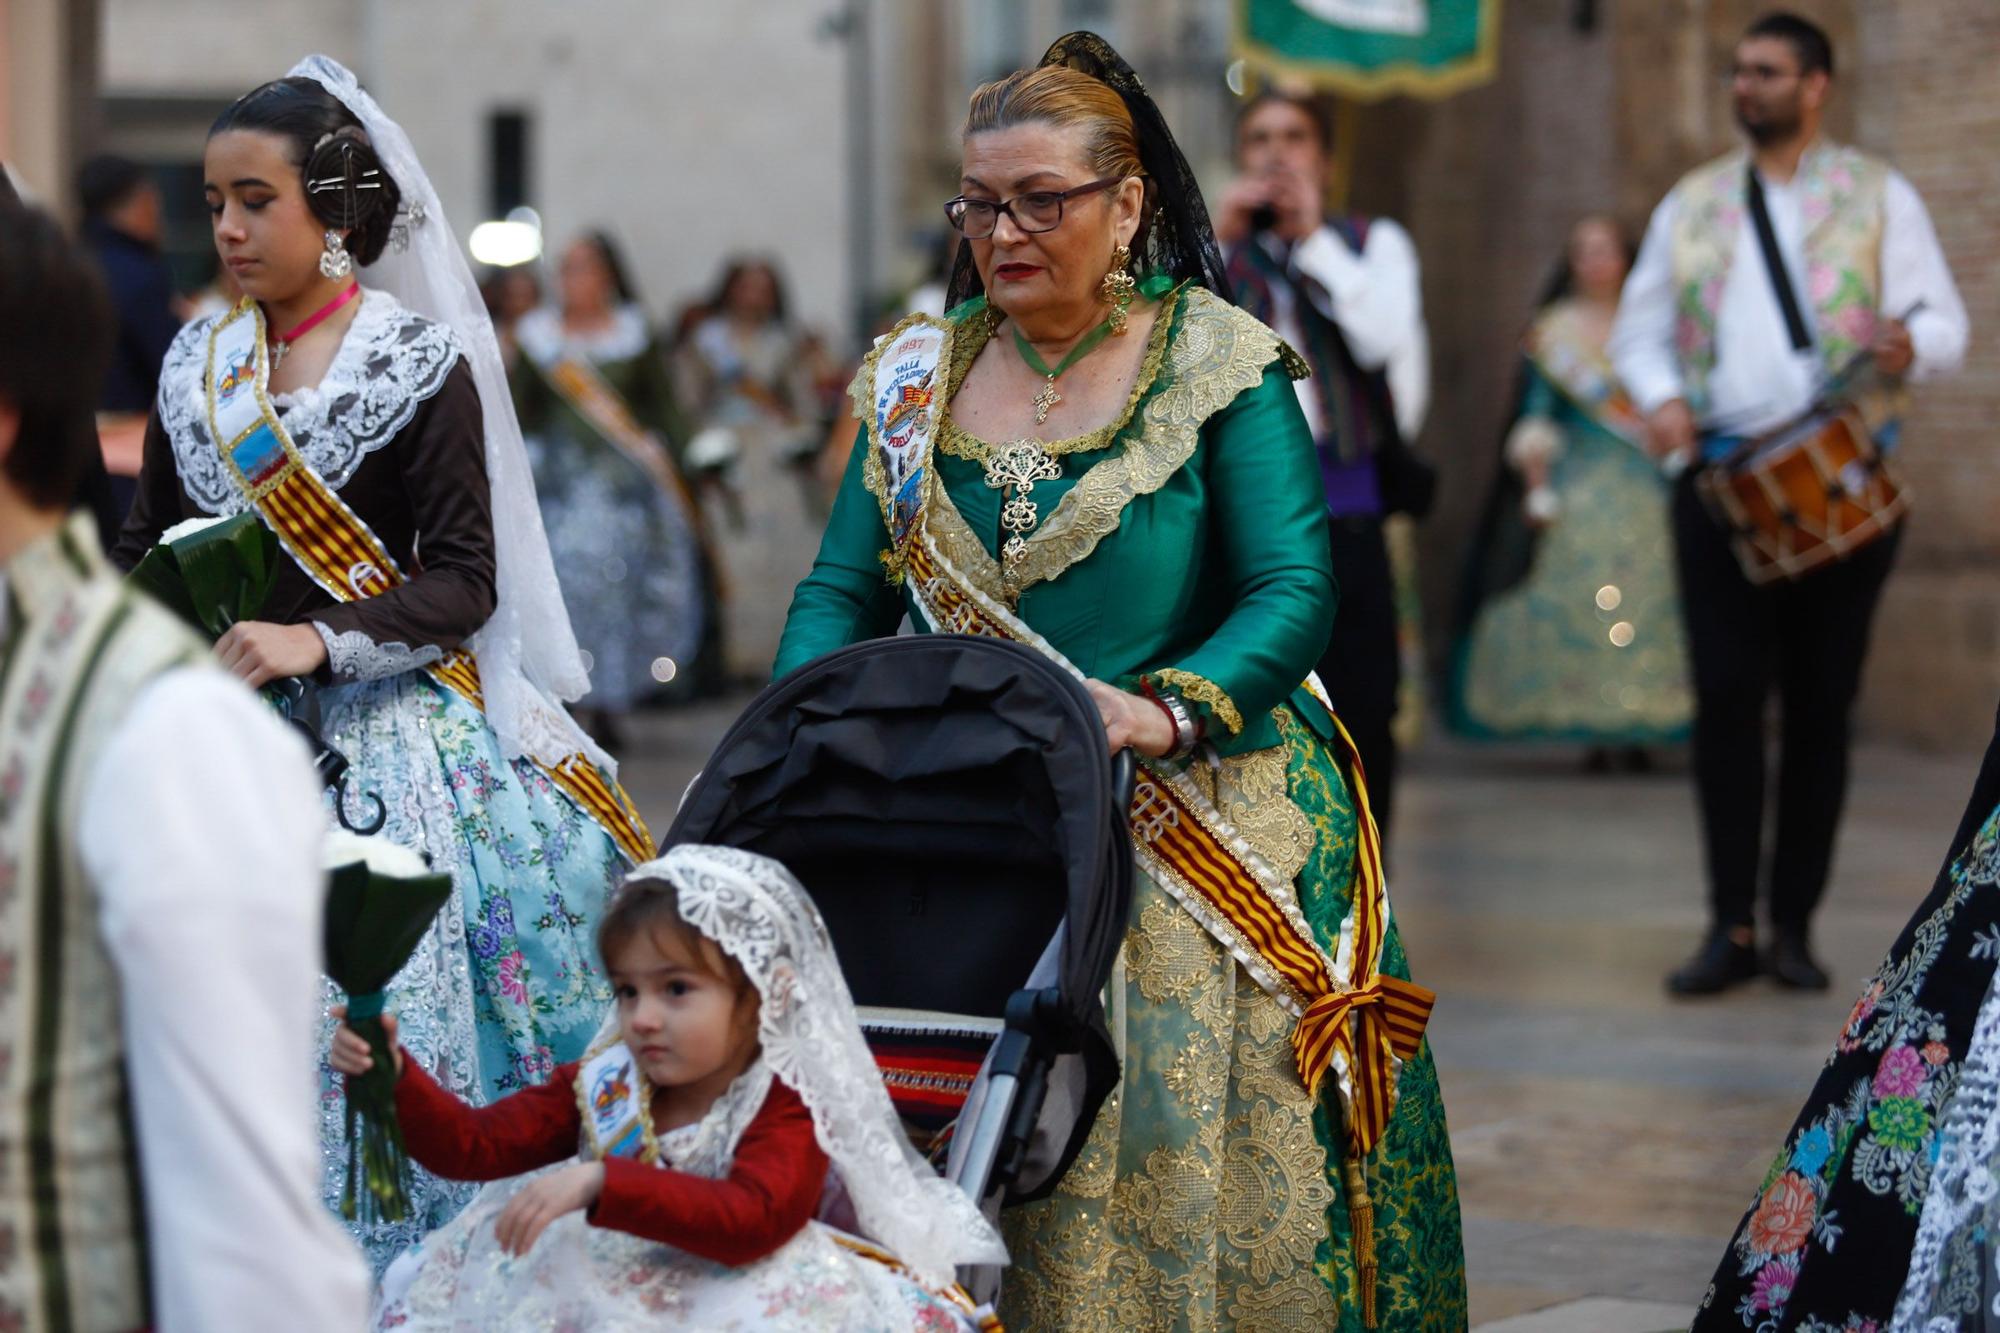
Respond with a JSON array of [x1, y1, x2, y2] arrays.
[[493, 1162, 606, 1257], [328, 1006, 404, 1078]]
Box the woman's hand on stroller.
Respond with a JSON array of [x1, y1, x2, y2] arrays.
[[1085, 679, 1176, 759], [493, 1162, 606, 1256]]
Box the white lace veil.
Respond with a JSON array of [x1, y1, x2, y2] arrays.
[[288, 54, 610, 773], [644, 844, 1008, 1286]]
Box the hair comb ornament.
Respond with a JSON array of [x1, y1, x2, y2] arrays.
[[305, 129, 388, 228]]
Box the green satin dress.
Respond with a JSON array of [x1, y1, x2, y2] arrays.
[[776, 284, 1466, 1331]]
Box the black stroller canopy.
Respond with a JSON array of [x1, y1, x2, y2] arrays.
[[667, 635, 1134, 1203], [669, 635, 1128, 1028]]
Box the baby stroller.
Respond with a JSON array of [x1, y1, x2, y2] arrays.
[[665, 634, 1133, 1213]]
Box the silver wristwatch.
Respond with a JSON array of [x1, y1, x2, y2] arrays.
[[1156, 689, 1200, 761]]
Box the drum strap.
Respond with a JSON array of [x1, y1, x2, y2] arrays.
[[1746, 165, 1814, 353]]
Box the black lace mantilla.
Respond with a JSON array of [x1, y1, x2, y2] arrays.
[[947, 30, 1233, 309]]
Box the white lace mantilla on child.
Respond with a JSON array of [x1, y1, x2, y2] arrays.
[[374, 1050, 985, 1332]]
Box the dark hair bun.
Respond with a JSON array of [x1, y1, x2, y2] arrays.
[[302, 127, 400, 265], [211, 76, 404, 268]]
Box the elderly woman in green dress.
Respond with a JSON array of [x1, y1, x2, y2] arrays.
[[774, 33, 1466, 1333]]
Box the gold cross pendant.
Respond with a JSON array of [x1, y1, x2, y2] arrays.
[[1031, 376, 1061, 425]]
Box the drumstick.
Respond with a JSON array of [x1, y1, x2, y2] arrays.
[[1819, 300, 1928, 403]]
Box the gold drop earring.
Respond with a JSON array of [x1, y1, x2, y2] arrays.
[[1099, 243, 1135, 335]]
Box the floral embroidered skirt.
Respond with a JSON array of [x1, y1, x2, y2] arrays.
[[316, 673, 622, 1271], [1447, 421, 1691, 744], [998, 708, 1468, 1331], [1693, 800, 2000, 1331]]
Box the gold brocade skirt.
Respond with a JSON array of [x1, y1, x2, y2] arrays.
[[996, 710, 1467, 1332]]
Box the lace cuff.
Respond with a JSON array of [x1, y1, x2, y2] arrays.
[[314, 621, 445, 683], [1142, 668, 1245, 738]]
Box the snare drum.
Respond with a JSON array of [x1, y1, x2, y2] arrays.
[[1696, 404, 1908, 585]]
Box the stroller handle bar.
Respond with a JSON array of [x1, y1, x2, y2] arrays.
[[1111, 748, 1137, 810]]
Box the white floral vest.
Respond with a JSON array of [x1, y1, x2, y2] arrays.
[[1669, 140, 1905, 429]]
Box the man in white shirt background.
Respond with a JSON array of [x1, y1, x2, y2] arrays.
[[1610, 10, 1968, 998], [1219, 90, 1433, 843], [0, 202, 367, 1331]]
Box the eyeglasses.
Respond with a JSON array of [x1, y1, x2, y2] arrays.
[[1730, 61, 1801, 85], [944, 177, 1126, 238]]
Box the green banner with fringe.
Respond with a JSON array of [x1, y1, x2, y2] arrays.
[[1235, 0, 1501, 101]]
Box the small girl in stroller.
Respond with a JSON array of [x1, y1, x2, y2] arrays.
[[331, 843, 1006, 1331]]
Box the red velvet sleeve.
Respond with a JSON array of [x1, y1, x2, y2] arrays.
[[393, 1055, 584, 1181], [588, 1080, 830, 1267]]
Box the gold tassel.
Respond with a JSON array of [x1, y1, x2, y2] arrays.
[[877, 548, 906, 586], [1345, 1156, 1379, 1329]]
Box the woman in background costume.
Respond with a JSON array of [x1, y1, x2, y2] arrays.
[[511, 232, 708, 729], [682, 257, 824, 679], [1446, 214, 1691, 759]]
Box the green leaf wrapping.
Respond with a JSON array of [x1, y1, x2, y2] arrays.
[[125, 545, 204, 631], [124, 512, 279, 640], [323, 860, 453, 1224]]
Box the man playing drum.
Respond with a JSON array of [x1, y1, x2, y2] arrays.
[[1610, 10, 1967, 996]]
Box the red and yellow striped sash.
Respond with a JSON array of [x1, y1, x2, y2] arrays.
[[203, 300, 653, 864], [903, 533, 1432, 1158]]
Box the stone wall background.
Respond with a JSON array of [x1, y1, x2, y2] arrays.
[[1349, 0, 1999, 750]]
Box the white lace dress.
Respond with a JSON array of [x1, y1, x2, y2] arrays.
[[372, 1059, 985, 1332]]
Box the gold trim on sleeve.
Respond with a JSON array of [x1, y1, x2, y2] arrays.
[[1151, 668, 1247, 737]]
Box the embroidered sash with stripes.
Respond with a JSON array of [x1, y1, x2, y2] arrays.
[[854, 312, 952, 575], [537, 352, 697, 509], [898, 495, 1433, 1162], [203, 298, 653, 863]]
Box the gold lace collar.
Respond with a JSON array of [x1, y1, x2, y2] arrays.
[[921, 287, 1292, 604], [937, 286, 1180, 465]]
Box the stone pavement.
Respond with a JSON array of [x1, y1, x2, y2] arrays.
[[1394, 735, 1981, 1329], [617, 701, 1985, 1330]]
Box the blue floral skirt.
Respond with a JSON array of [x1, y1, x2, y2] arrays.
[[315, 672, 622, 1271]]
